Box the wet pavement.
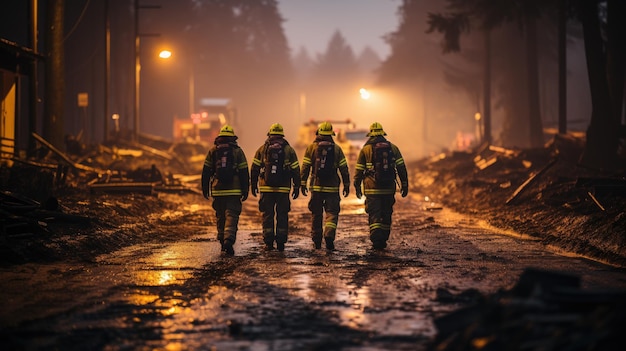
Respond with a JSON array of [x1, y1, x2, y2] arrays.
[[2, 193, 626, 350]]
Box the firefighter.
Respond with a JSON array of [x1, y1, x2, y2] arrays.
[[353, 122, 409, 250], [250, 123, 301, 251], [300, 122, 350, 250], [201, 125, 250, 256]]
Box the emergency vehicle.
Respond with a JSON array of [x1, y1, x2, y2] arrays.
[[173, 98, 237, 143], [295, 119, 368, 162]]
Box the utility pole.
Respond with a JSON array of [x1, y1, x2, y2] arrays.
[[558, 0, 567, 134], [104, 0, 110, 143], [28, 0, 39, 154], [133, 0, 160, 143], [482, 29, 492, 144]]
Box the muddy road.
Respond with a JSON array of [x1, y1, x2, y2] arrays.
[[1, 192, 626, 350]]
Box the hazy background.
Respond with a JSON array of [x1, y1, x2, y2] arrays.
[[0, 0, 592, 162]]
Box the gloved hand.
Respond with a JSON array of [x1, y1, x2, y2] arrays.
[[301, 185, 308, 197], [241, 191, 249, 202], [202, 184, 210, 199], [292, 186, 300, 200], [355, 186, 363, 199], [342, 185, 349, 197], [401, 185, 409, 198], [251, 183, 258, 197]]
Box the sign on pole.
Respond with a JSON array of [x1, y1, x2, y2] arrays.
[[77, 92, 89, 107]]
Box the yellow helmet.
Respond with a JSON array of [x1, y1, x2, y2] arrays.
[[218, 124, 236, 137], [316, 121, 335, 136], [367, 122, 387, 137], [267, 123, 284, 136]]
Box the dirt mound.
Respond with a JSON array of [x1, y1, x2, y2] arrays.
[[410, 134, 626, 267]]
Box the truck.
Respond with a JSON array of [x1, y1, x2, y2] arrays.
[[295, 119, 369, 163], [173, 98, 238, 144]]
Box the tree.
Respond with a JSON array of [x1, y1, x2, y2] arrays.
[[303, 30, 360, 120], [426, 0, 550, 148], [184, 0, 293, 95], [313, 30, 358, 81], [576, 0, 626, 170], [356, 46, 382, 82], [378, 0, 438, 86]]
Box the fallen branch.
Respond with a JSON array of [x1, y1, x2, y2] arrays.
[[506, 158, 558, 205], [587, 191, 606, 211], [31, 132, 108, 174]]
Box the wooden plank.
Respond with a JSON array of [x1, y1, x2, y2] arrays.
[[587, 191, 606, 211], [506, 158, 558, 205], [31, 132, 106, 174]]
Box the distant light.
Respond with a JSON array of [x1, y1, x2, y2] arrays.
[[474, 112, 481, 121], [111, 113, 120, 120], [360, 88, 371, 100], [159, 50, 172, 59]]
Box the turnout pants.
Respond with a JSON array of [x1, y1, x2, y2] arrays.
[[364, 194, 395, 244], [259, 192, 291, 246], [212, 196, 243, 246], [308, 192, 340, 244]]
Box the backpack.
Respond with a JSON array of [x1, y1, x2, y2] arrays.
[[264, 140, 286, 186], [214, 143, 235, 182], [314, 141, 336, 180], [372, 141, 396, 185]]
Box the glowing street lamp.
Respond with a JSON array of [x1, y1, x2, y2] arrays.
[[475, 112, 483, 142], [359, 88, 371, 100], [158, 50, 171, 59], [158, 49, 197, 137]]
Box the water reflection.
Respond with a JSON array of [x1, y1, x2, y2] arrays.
[[279, 272, 372, 330]]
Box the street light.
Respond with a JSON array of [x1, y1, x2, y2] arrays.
[[359, 88, 371, 100], [157, 50, 195, 122], [475, 112, 483, 143]]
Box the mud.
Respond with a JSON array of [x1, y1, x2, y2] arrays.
[[2, 191, 626, 350]]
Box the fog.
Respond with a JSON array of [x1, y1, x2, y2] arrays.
[[1, 0, 592, 163]]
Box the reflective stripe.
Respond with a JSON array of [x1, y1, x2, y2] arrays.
[[311, 185, 340, 192], [364, 188, 395, 195], [325, 222, 337, 229], [369, 223, 390, 230], [355, 164, 366, 171], [259, 186, 291, 193], [339, 158, 347, 167], [253, 158, 262, 166], [290, 161, 299, 169], [302, 157, 311, 165], [237, 161, 248, 169], [212, 189, 243, 196], [395, 158, 405, 166]]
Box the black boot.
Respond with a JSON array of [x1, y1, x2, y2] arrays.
[[223, 241, 235, 256], [325, 238, 335, 250]]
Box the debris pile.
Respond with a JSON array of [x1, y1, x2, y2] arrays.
[[4, 132, 207, 199], [412, 134, 626, 266], [429, 268, 626, 351], [1, 132, 210, 264]]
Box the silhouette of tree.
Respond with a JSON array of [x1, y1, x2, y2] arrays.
[[425, 0, 625, 168], [292, 46, 314, 82], [184, 0, 293, 96], [576, 0, 626, 170], [313, 30, 358, 81], [356, 46, 381, 82], [426, 0, 550, 148], [378, 0, 439, 86]]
